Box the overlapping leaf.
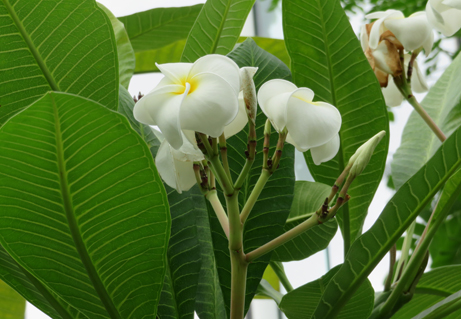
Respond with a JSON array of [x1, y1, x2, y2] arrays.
[[0, 0, 119, 125], [271, 181, 338, 262], [392, 54, 461, 190], [311, 124, 461, 319], [283, 0, 389, 246], [0, 279, 25, 319], [0, 92, 170, 319], [181, 0, 256, 61]]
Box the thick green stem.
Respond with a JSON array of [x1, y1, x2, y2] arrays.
[[230, 250, 248, 319], [240, 169, 271, 224], [246, 214, 319, 262], [406, 95, 446, 142], [270, 261, 293, 292], [206, 190, 229, 238], [393, 220, 415, 284], [219, 134, 233, 183], [227, 194, 242, 251]]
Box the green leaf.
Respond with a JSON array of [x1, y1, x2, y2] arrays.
[[134, 37, 289, 74], [283, 0, 389, 245], [412, 290, 461, 319], [271, 181, 338, 261], [0, 0, 119, 125], [430, 210, 461, 267], [310, 124, 461, 319], [0, 245, 86, 319], [98, 3, 135, 89], [118, 5, 202, 53], [0, 279, 25, 319], [0, 92, 170, 319], [206, 38, 295, 316], [280, 265, 374, 319], [157, 186, 202, 319], [392, 266, 461, 319], [181, 0, 256, 61], [392, 54, 461, 190]]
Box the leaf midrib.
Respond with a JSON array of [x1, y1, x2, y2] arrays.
[[2, 0, 60, 91], [51, 93, 121, 319], [210, 0, 233, 54]]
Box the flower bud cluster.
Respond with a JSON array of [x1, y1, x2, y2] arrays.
[[361, 3, 461, 107], [134, 55, 342, 192]]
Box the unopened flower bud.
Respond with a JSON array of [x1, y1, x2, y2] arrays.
[[348, 131, 386, 179], [240, 67, 258, 124]]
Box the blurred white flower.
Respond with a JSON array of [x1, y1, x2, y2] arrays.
[[134, 55, 240, 149], [382, 55, 429, 107], [426, 0, 461, 36], [257, 79, 342, 165], [366, 10, 434, 54], [153, 129, 204, 193]]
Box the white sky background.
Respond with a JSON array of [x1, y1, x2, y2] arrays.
[[25, 1, 458, 318]]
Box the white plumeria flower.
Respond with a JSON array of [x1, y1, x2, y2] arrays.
[[382, 55, 429, 107], [366, 10, 434, 55], [134, 55, 240, 150], [223, 67, 258, 138], [152, 129, 204, 193], [426, 0, 461, 36], [258, 79, 342, 165]]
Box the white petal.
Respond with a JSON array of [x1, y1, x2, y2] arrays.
[[258, 79, 297, 132], [443, 0, 461, 10], [411, 61, 429, 93], [372, 41, 396, 75], [360, 25, 369, 51], [384, 13, 433, 51], [426, 0, 461, 36], [382, 77, 404, 107], [155, 142, 197, 193], [368, 10, 404, 49], [172, 136, 204, 162], [224, 93, 247, 138], [189, 55, 241, 95], [181, 72, 239, 138], [134, 84, 188, 149], [311, 134, 341, 165], [156, 63, 193, 84], [422, 29, 434, 56], [286, 91, 341, 150]]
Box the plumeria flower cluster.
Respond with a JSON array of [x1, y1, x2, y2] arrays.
[[361, 1, 461, 107], [134, 55, 341, 193]]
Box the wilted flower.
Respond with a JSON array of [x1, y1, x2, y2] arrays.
[[382, 55, 429, 107], [257, 79, 342, 165], [426, 0, 461, 36], [153, 129, 204, 193], [366, 10, 434, 54], [134, 55, 241, 150]]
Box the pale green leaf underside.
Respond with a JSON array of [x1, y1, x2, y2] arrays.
[[181, 0, 255, 62], [0, 278, 25, 319], [0, 0, 119, 125], [283, 0, 389, 243], [271, 181, 337, 262], [312, 125, 461, 319], [392, 54, 461, 190], [0, 92, 170, 319]]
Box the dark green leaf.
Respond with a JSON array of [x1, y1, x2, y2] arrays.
[[271, 181, 338, 261], [392, 54, 461, 190], [283, 0, 389, 244], [0, 279, 25, 319], [0, 0, 119, 125], [118, 5, 202, 52], [430, 211, 461, 267], [412, 290, 461, 319], [280, 265, 374, 319], [0, 92, 170, 319], [311, 125, 461, 319], [181, 0, 256, 61], [98, 3, 135, 89]]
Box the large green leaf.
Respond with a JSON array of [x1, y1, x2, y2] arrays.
[[392, 54, 461, 190], [206, 38, 295, 316], [412, 290, 461, 319], [134, 37, 289, 74], [310, 124, 461, 319], [98, 3, 135, 89], [181, 0, 256, 61], [157, 187, 202, 319], [271, 181, 338, 262], [283, 0, 389, 246], [0, 279, 25, 319], [392, 266, 461, 319], [280, 266, 374, 319], [0, 245, 86, 319], [118, 5, 202, 53], [430, 210, 461, 267], [0, 0, 119, 125], [0, 92, 170, 319]]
